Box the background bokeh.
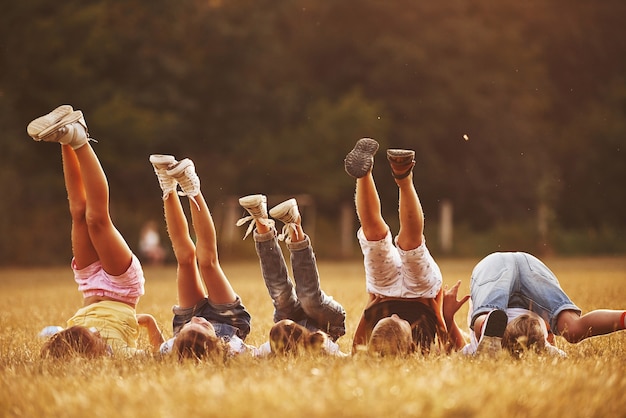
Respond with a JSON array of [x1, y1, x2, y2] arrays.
[[1, 0, 625, 265]]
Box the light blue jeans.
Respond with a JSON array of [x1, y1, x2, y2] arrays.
[[254, 228, 346, 341], [469, 252, 581, 334]]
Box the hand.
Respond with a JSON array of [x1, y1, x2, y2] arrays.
[[136, 313, 156, 327], [442, 280, 470, 322]]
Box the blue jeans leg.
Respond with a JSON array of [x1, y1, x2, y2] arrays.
[[254, 228, 304, 323], [288, 235, 346, 341]]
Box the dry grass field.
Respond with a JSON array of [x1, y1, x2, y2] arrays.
[[1, 256, 625, 417]]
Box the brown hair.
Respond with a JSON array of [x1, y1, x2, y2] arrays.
[[502, 314, 547, 358], [269, 319, 327, 356], [368, 317, 416, 357], [40, 326, 109, 359], [173, 328, 226, 362]]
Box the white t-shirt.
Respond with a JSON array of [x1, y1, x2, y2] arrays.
[[461, 307, 566, 357]]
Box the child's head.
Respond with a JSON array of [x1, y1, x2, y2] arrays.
[[173, 317, 226, 361], [502, 314, 547, 358], [40, 325, 110, 359], [269, 319, 327, 355], [368, 314, 416, 357]]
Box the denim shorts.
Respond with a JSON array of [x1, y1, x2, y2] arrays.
[[357, 228, 442, 299], [171, 296, 251, 340], [469, 252, 581, 334]]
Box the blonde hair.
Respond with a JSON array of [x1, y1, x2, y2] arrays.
[[173, 328, 226, 362], [502, 314, 547, 358], [40, 326, 109, 359], [368, 317, 415, 357], [269, 319, 327, 356]]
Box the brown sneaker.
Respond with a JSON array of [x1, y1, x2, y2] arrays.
[[386, 149, 416, 179]]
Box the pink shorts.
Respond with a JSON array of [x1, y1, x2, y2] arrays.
[[72, 255, 145, 305]]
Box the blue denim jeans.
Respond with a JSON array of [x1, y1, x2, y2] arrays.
[[469, 252, 580, 334], [254, 228, 346, 341]]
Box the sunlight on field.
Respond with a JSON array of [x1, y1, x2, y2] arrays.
[[1, 257, 625, 417]]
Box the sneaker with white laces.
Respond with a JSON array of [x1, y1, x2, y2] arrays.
[[344, 138, 379, 178], [236, 194, 275, 240], [166, 158, 201, 210], [28, 108, 92, 150], [149, 154, 178, 200], [476, 309, 508, 357], [269, 198, 300, 241], [27, 105, 73, 139]]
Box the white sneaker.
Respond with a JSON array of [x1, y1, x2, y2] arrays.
[[269, 198, 300, 241], [28, 107, 92, 150], [236, 194, 275, 240], [149, 154, 177, 200], [166, 158, 201, 210], [27, 105, 73, 138]]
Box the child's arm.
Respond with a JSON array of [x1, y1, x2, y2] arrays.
[[442, 280, 470, 350], [136, 313, 165, 352]]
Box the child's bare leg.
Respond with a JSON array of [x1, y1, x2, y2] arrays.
[[395, 174, 424, 250], [168, 159, 236, 304], [189, 191, 237, 304], [557, 309, 626, 343], [163, 190, 205, 307], [387, 149, 423, 250], [73, 143, 132, 275], [62, 145, 98, 269], [355, 173, 388, 241]]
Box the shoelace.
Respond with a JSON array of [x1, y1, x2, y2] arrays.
[[236, 213, 274, 240], [175, 169, 201, 211], [277, 222, 297, 241], [153, 167, 177, 200]]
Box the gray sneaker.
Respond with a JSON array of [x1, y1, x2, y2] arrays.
[[269, 198, 300, 241], [236, 194, 275, 240], [344, 138, 379, 178]]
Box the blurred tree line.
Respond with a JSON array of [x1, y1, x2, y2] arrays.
[[1, 0, 625, 265]]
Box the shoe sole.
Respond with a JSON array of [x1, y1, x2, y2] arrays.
[[27, 105, 73, 138], [37, 110, 85, 140], [345, 138, 379, 178], [483, 309, 508, 338], [150, 154, 177, 168]]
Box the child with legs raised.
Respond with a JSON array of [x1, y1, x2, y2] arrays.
[[238, 195, 347, 356], [29, 105, 164, 358], [150, 155, 253, 361]]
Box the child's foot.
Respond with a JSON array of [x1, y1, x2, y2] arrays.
[[344, 138, 379, 178], [386, 149, 415, 179], [166, 158, 201, 210], [27, 105, 73, 138], [269, 198, 300, 241], [28, 106, 90, 150], [236, 194, 275, 239], [149, 154, 178, 200]]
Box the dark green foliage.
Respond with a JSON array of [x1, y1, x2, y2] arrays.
[[1, 0, 625, 264]]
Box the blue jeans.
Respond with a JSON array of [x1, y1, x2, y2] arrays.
[[469, 252, 580, 334], [254, 228, 346, 341]]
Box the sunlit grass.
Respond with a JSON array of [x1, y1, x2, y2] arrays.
[[1, 257, 625, 417]]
